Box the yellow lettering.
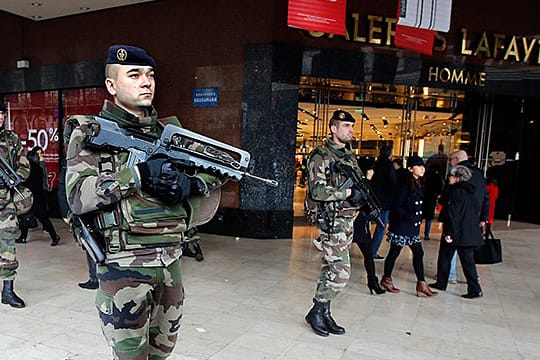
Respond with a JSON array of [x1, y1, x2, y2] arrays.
[[451, 69, 464, 84], [504, 36, 520, 61], [493, 33, 506, 58], [307, 31, 326, 38], [440, 68, 451, 83], [461, 28, 473, 55], [478, 72, 486, 86], [385, 17, 396, 46], [522, 37, 537, 62], [367, 15, 383, 45], [351, 13, 366, 42], [434, 32, 447, 52], [465, 72, 478, 85], [428, 67, 439, 82], [474, 32, 491, 57]]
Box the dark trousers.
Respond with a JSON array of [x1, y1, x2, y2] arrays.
[[353, 240, 377, 282], [20, 216, 58, 240], [85, 251, 97, 281], [436, 239, 482, 294], [383, 242, 425, 281]]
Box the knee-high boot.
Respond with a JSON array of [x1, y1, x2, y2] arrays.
[[305, 299, 329, 337], [2, 280, 26, 308]]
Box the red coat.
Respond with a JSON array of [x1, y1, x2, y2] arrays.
[[486, 183, 499, 224]]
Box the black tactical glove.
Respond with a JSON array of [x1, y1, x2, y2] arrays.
[[189, 175, 209, 196], [348, 187, 367, 205], [137, 157, 190, 204]]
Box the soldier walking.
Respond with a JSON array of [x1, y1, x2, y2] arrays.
[[304, 110, 365, 336]]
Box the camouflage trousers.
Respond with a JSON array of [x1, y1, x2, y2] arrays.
[[96, 260, 184, 360], [314, 216, 354, 302], [0, 203, 19, 280]]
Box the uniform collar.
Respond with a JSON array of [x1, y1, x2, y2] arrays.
[[100, 100, 158, 129]]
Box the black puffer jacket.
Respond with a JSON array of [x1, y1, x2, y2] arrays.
[[443, 181, 484, 247]]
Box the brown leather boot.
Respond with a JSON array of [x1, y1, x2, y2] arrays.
[[416, 281, 439, 297], [381, 276, 400, 293]]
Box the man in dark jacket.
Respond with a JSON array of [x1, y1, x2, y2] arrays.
[[370, 146, 396, 259], [449, 150, 489, 224], [430, 165, 484, 299]]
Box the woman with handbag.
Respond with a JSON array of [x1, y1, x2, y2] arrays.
[[15, 146, 61, 246], [0, 100, 31, 308]]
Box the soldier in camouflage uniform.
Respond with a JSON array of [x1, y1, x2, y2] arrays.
[[66, 45, 222, 359], [304, 110, 365, 337], [0, 100, 31, 308]]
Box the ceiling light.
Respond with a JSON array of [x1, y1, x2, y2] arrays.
[[80, 7, 90, 11], [31, 15, 42, 19], [31, 2, 42, 6]]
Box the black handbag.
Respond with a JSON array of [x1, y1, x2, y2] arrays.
[[18, 212, 38, 229], [474, 232, 502, 264]]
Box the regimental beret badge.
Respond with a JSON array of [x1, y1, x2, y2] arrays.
[[116, 48, 128, 62]]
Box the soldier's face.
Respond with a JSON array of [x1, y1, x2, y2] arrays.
[[105, 65, 155, 116], [331, 121, 354, 146]]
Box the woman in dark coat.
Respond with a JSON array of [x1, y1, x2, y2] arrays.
[[352, 158, 385, 295], [429, 165, 484, 299], [15, 146, 60, 246], [380, 155, 438, 297]]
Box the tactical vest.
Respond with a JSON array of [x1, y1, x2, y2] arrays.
[[64, 115, 220, 254]]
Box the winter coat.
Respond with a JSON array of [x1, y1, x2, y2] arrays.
[[458, 160, 490, 222], [388, 179, 423, 237], [371, 157, 396, 209], [443, 181, 484, 247], [422, 167, 444, 220]]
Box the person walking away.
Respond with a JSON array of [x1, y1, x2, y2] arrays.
[[65, 45, 224, 359], [15, 146, 61, 246], [380, 155, 438, 297], [304, 110, 365, 337], [370, 146, 396, 259], [0, 100, 31, 308], [429, 166, 484, 298], [422, 164, 444, 240]]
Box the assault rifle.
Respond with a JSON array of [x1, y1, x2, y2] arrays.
[[83, 116, 278, 187], [70, 215, 106, 265], [0, 155, 23, 195], [332, 162, 384, 227]]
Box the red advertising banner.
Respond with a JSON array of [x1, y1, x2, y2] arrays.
[[394, 24, 435, 55], [288, 0, 347, 35]]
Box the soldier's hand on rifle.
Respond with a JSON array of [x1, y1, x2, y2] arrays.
[[137, 157, 191, 204], [188, 175, 209, 196], [348, 186, 367, 205]]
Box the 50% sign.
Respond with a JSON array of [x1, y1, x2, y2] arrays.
[[27, 127, 59, 151]]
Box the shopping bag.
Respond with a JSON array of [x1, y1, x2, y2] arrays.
[[474, 233, 502, 264]]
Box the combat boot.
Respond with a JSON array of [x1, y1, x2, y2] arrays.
[[305, 299, 329, 337], [182, 242, 196, 258], [78, 278, 99, 290], [2, 280, 25, 308], [321, 301, 346, 334]]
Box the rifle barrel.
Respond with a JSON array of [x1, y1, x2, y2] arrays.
[[244, 172, 279, 187]]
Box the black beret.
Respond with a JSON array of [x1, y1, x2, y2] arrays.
[[106, 44, 156, 68], [407, 155, 425, 167], [0, 101, 6, 112], [330, 110, 355, 123]]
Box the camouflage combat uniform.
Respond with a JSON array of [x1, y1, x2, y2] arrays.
[[0, 128, 30, 280], [66, 100, 221, 360], [307, 138, 362, 302]]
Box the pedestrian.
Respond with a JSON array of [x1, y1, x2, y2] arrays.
[[0, 100, 30, 308], [380, 155, 438, 297], [65, 45, 224, 359], [15, 146, 61, 246], [430, 165, 484, 299], [304, 109, 365, 337], [422, 164, 444, 240], [485, 175, 499, 237], [371, 146, 397, 259]]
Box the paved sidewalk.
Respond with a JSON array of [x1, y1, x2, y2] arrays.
[[1, 219, 539, 360]]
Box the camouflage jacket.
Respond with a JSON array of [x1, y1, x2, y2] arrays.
[[306, 139, 363, 215], [0, 128, 30, 209], [65, 100, 221, 267]]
